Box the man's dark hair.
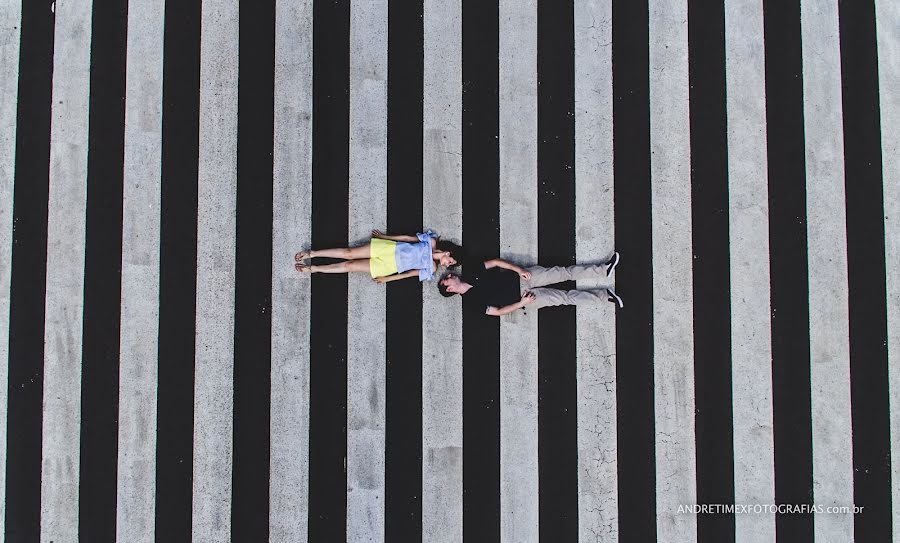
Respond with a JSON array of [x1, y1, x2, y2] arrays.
[[435, 240, 466, 266], [437, 273, 457, 297]]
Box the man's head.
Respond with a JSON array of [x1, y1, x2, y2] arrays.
[[438, 273, 466, 297]]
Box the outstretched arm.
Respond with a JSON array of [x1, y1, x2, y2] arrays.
[[485, 292, 536, 316], [371, 229, 418, 243], [484, 258, 531, 280], [373, 269, 419, 284]]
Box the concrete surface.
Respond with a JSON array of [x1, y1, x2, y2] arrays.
[[725, 0, 776, 541], [115, 0, 164, 540], [574, 0, 618, 541], [499, 1, 539, 541], [801, 0, 855, 540], [269, 0, 313, 541], [40, 0, 92, 540], [876, 0, 900, 538], [191, 0, 238, 539], [347, 0, 388, 541], [421, 0, 464, 540], [0, 0, 20, 537], [649, 1, 697, 541]]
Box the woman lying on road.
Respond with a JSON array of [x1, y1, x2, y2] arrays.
[[294, 229, 464, 284]]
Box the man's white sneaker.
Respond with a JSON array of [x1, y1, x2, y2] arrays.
[[606, 251, 620, 276], [607, 287, 623, 308]]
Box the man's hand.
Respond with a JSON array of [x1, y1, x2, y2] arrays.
[[520, 291, 536, 306], [371, 229, 385, 239], [487, 259, 531, 281], [373, 276, 389, 284]]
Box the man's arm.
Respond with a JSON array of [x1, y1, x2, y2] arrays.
[[371, 229, 418, 243], [485, 292, 536, 316], [484, 258, 530, 279]]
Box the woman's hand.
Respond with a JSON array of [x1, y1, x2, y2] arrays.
[[520, 291, 536, 306], [519, 269, 531, 281], [371, 229, 384, 239], [373, 276, 389, 284]]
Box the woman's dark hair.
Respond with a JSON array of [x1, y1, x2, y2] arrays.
[[435, 240, 466, 266], [437, 273, 457, 297]]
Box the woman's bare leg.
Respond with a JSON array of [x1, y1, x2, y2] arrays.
[[343, 259, 370, 272], [295, 258, 371, 274], [302, 243, 371, 260]]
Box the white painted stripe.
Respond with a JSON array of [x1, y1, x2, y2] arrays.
[[875, 0, 900, 537], [0, 0, 21, 537], [347, 1, 387, 541], [725, 1, 776, 541], [800, 1, 854, 540], [422, 0, 463, 540], [812, 0, 871, 534], [191, 0, 238, 539], [269, 0, 313, 541], [498, 1, 538, 541], [39, 0, 92, 540], [574, 1, 618, 541], [115, 0, 164, 540], [649, 1, 696, 541]]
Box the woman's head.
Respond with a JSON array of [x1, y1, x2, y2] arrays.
[[435, 240, 465, 267]]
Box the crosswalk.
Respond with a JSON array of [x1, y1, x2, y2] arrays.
[[1, 0, 898, 542]]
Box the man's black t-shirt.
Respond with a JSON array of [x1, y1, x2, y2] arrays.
[[460, 258, 521, 315]]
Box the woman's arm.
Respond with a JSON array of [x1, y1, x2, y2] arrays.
[[373, 269, 419, 284], [371, 229, 418, 243]]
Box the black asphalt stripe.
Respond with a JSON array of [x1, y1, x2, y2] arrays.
[[461, 0, 500, 538], [612, 0, 656, 540], [4, 1, 54, 540], [154, 0, 201, 539], [536, 0, 578, 540], [762, 0, 814, 540], [78, 0, 128, 540], [688, 1, 735, 540], [385, 1, 424, 540], [838, 2, 892, 540], [308, 0, 350, 539], [231, 0, 275, 539]]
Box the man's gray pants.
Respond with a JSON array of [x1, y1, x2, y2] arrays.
[[519, 264, 614, 309]]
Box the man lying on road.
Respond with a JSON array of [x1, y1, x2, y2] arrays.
[[437, 252, 622, 316]]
